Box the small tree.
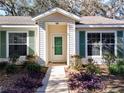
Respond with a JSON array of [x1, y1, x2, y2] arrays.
[[70, 55, 82, 70], [103, 52, 116, 69], [86, 58, 101, 75], [103, 52, 116, 76]]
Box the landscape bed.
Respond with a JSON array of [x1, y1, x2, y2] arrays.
[[66, 55, 124, 93], [66, 68, 124, 93], [0, 61, 48, 93]]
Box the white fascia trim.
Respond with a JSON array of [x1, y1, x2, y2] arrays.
[[0, 25, 38, 28], [76, 24, 124, 28], [32, 8, 80, 21], [56, 8, 80, 21]]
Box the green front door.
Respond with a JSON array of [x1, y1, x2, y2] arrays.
[[54, 37, 62, 55], [51, 34, 66, 62]]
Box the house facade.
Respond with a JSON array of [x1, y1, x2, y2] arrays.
[[0, 8, 124, 65]]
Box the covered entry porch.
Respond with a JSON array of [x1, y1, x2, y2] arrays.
[[46, 22, 67, 64], [32, 8, 80, 66]]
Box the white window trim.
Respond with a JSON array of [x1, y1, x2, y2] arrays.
[[6, 31, 29, 58], [86, 31, 117, 58]]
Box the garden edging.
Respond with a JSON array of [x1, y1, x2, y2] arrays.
[[36, 67, 51, 93]]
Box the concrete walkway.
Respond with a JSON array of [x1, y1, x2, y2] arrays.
[[36, 66, 68, 93]]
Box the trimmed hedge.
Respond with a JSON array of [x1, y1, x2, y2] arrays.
[[26, 63, 41, 73]]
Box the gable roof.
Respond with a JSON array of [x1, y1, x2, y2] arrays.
[[32, 7, 80, 21], [80, 16, 124, 25], [0, 16, 35, 25]]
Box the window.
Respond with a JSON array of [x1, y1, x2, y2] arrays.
[[87, 32, 115, 56], [102, 33, 115, 55], [87, 33, 100, 56], [9, 33, 27, 57]]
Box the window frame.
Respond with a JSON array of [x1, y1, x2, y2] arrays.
[[86, 31, 117, 58], [7, 31, 29, 58]]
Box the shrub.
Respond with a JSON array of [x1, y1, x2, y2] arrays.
[[103, 52, 116, 67], [26, 54, 37, 63], [6, 64, 17, 74], [26, 63, 41, 73], [70, 55, 82, 70], [0, 62, 8, 70], [9, 54, 19, 63], [86, 63, 101, 75], [86, 58, 101, 75], [117, 60, 124, 66], [117, 60, 124, 75], [118, 65, 124, 75], [26, 54, 36, 59], [68, 72, 104, 92], [22, 55, 37, 67], [109, 61, 124, 75], [69, 63, 83, 71], [109, 64, 118, 75], [40, 66, 48, 73], [22, 61, 31, 67]]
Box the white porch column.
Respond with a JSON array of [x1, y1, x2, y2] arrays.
[[39, 22, 46, 65], [67, 22, 76, 65]]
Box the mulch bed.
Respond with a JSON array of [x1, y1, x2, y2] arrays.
[[65, 66, 124, 93], [0, 66, 48, 93]]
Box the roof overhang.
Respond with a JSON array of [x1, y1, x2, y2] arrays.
[[76, 24, 124, 28], [0, 25, 39, 28], [32, 7, 80, 21]]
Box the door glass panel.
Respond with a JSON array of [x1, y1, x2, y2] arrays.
[[54, 37, 62, 55]]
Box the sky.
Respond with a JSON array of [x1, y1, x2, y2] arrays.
[[0, 10, 6, 16]]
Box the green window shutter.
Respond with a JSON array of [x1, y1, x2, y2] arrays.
[[79, 31, 85, 58], [29, 31, 35, 55], [0, 31, 6, 58], [117, 31, 124, 58]]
